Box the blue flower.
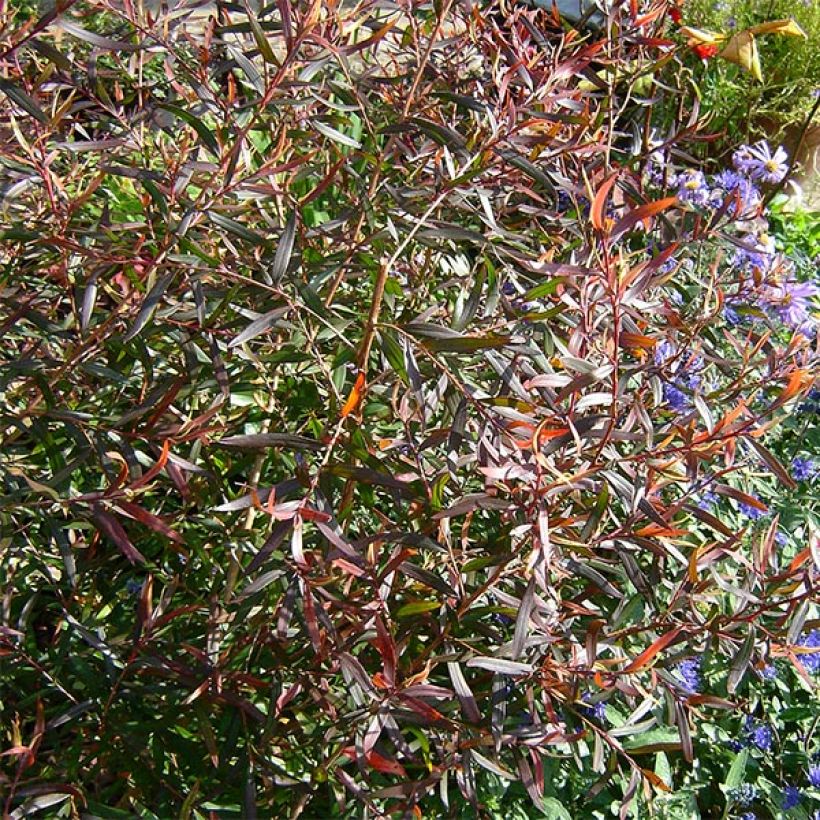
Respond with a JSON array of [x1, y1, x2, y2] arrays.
[[746, 142, 789, 184], [664, 383, 691, 412], [743, 717, 774, 751], [764, 279, 818, 327], [125, 578, 143, 595], [723, 304, 742, 325], [752, 724, 773, 750], [659, 256, 678, 275], [808, 763, 820, 788], [782, 785, 801, 810], [655, 341, 704, 412], [796, 630, 820, 674], [733, 145, 757, 174], [581, 694, 608, 722], [733, 234, 777, 274], [800, 387, 820, 414], [738, 500, 766, 520], [791, 457, 817, 481], [728, 783, 758, 806], [760, 664, 777, 680], [676, 656, 702, 692], [676, 169, 711, 207], [712, 169, 761, 216], [697, 489, 719, 509]]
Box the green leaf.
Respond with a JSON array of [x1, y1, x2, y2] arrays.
[[271, 211, 298, 282], [723, 748, 749, 790], [0, 79, 48, 123], [314, 120, 361, 149], [158, 103, 220, 156], [727, 625, 756, 694], [396, 601, 440, 618], [623, 727, 681, 754], [123, 273, 174, 342], [541, 798, 573, 820], [209, 212, 267, 246], [246, 6, 278, 64]]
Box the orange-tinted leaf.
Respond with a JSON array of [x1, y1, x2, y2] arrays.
[[611, 196, 677, 241], [766, 369, 809, 413], [622, 627, 683, 674], [620, 332, 658, 350], [341, 371, 366, 418], [115, 500, 184, 544], [365, 750, 407, 777], [128, 440, 171, 491], [642, 768, 672, 792], [634, 524, 689, 537], [714, 486, 767, 511], [590, 173, 619, 231]]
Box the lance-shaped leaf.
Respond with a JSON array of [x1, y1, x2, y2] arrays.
[[92, 504, 146, 564], [621, 627, 683, 674], [228, 307, 289, 348], [158, 103, 220, 156], [270, 211, 298, 283], [727, 625, 756, 694], [466, 657, 533, 675], [0, 79, 49, 123], [123, 273, 174, 342]]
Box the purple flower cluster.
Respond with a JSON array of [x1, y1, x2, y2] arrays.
[[792, 456, 817, 481], [675, 656, 702, 692], [799, 387, 820, 414], [658, 142, 788, 217], [736, 716, 774, 751], [760, 663, 777, 680], [733, 232, 777, 275], [727, 783, 758, 807], [796, 630, 820, 674], [711, 169, 761, 217], [783, 785, 802, 810], [655, 340, 704, 412], [580, 692, 608, 722], [762, 278, 818, 330], [733, 141, 789, 184], [738, 500, 766, 520], [750, 723, 773, 751], [808, 763, 820, 788], [676, 169, 711, 207]]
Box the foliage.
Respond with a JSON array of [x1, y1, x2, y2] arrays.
[[673, 0, 820, 149], [0, 0, 817, 817]]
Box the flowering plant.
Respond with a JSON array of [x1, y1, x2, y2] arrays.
[[0, 0, 817, 817]]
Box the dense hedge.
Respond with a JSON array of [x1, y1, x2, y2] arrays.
[[0, 0, 817, 817]]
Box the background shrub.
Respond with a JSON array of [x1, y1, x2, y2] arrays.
[[678, 0, 820, 148]]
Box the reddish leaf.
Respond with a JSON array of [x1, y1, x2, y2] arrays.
[[621, 627, 683, 674], [590, 173, 619, 231], [365, 750, 407, 777], [341, 371, 366, 418], [611, 196, 677, 242], [91, 504, 146, 564], [115, 500, 184, 544]]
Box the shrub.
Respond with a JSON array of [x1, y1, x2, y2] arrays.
[[670, 0, 820, 150], [0, 0, 817, 816]]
